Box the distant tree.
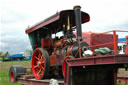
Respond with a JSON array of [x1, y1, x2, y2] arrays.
[[0, 51, 10, 60], [4, 52, 10, 57], [29, 50, 33, 55], [24, 49, 33, 56], [0, 51, 4, 60], [0, 51, 3, 56]]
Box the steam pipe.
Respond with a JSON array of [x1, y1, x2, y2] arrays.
[[73, 6, 82, 39]]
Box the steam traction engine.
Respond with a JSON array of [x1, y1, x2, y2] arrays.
[[9, 6, 128, 85], [25, 6, 90, 79]]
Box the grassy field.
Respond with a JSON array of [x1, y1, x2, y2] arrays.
[[0, 61, 31, 85], [0, 60, 128, 85]]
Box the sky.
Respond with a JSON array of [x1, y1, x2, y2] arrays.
[[0, 0, 128, 54]]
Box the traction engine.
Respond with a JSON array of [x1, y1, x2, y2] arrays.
[[25, 6, 90, 79]]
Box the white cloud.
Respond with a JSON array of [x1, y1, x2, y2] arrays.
[[0, 0, 128, 54], [0, 42, 8, 48]]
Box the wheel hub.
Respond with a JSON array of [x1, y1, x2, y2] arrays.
[[37, 61, 41, 66]]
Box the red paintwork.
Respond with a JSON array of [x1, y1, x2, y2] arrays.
[[50, 55, 57, 66], [113, 31, 118, 55], [25, 10, 90, 34], [125, 36, 128, 54], [49, 55, 64, 66], [32, 48, 46, 79], [11, 71, 14, 82], [77, 32, 118, 51], [67, 45, 75, 56], [41, 38, 53, 49], [56, 56, 64, 65], [54, 40, 63, 48], [67, 54, 128, 66], [64, 54, 128, 85], [25, 14, 60, 34], [62, 56, 72, 77]]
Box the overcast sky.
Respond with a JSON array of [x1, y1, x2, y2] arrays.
[[0, 0, 128, 54]]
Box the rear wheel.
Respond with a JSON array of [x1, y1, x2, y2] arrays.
[[9, 65, 25, 83], [32, 48, 49, 79], [62, 56, 73, 77]]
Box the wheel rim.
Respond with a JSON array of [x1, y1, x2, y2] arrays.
[[62, 56, 72, 77], [32, 49, 45, 79], [10, 72, 14, 82]]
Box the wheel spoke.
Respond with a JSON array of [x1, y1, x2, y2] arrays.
[[41, 61, 44, 64], [35, 56, 39, 60], [41, 66, 44, 71], [38, 52, 42, 59], [36, 61, 38, 65], [41, 63, 44, 66], [35, 68, 39, 73], [34, 65, 38, 68], [38, 68, 42, 75], [41, 56, 43, 60]]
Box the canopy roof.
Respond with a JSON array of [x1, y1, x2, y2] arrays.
[[25, 10, 90, 34]]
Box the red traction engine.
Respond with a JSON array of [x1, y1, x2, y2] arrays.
[[25, 6, 90, 79]]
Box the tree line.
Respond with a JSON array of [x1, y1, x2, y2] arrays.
[[0, 51, 9, 60]]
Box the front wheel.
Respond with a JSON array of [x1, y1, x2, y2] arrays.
[[32, 48, 49, 79], [62, 56, 73, 77]]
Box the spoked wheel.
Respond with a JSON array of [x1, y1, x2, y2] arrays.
[[62, 56, 73, 77], [32, 48, 49, 79]]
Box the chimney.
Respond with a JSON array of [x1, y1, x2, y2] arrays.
[[73, 6, 82, 39]]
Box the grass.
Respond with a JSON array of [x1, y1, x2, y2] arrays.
[[118, 69, 128, 85], [0, 57, 9, 60], [0, 61, 128, 85], [117, 80, 128, 85], [0, 61, 31, 85]]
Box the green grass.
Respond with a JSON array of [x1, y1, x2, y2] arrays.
[[117, 80, 128, 85], [0, 61, 128, 85], [0, 61, 31, 85], [0, 57, 9, 60]]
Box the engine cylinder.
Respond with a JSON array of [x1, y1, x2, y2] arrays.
[[65, 42, 88, 58]]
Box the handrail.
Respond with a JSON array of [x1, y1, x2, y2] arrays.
[[81, 30, 128, 56], [83, 42, 114, 48]]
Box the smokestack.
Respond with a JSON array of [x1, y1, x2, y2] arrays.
[[73, 6, 82, 39]]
